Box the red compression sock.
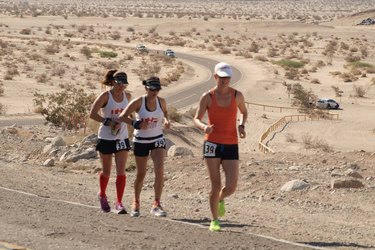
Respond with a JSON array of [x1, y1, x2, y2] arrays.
[[116, 175, 126, 203], [99, 173, 110, 198]]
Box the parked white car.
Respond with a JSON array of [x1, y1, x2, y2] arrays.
[[316, 98, 340, 109]]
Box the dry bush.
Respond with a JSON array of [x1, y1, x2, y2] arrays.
[[285, 133, 297, 143], [249, 41, 259, 53], [168, 106, 181, 122], [4, 67, 19, 80], [80, 46, 92, 59], [340, 73, 358, 82], [45, 42, 60, 55], [254, 55, 268, 62], [331, 86, 343, 97], [340, 42, 349, 50], [185, 107, 197, 118], [0, 103, 6, 115], [36, 73, 48, 83], [285, 68, 299, 80], [20, 28, 31, 35], [301, 133, 333, 152], [267, 47, 278, 57], [310, 78, 320, 84], [0, 83, 4, 96], [345, 53, 361, 62], [33, 88, 94, 130], [219, 48, 231, 54], [109, 31, 121, 40], [353, 85, 366, 97], [291, 83, 316, 112], [51, 65, 66, 77], [235, 49, 252, 58]]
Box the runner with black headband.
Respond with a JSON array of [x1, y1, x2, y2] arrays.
[[118, 76, 170, 217], [89, 69, 131, 214]]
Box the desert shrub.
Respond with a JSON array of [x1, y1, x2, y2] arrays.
[[0, 83, 4, 96], [126, 27, 135, 32], [345, 53, 361, 62], [353, 85, 366, 97], [99, 51, 117, 58], [340, 73, 358, 82], [51, 65, 66, 77], [45, 43, 60, 55], [285, 133, 297, 143], [20, 28, 31, 35], [273, 59, 305, 69], [340, 42, 349, 50], [331, 86, 343, 97], [0, 103, 6, 115], [33, 88, 94, 130], [310, 78, 320, 84], [249, 41, 259, 53], [255, 55, 268, 62], [291, 83, 316, 112], [219, 48, 231, 54], [109, 31, 121, 40], [267, 47, 278, 57], [302, 133, 333, 152], [360, 46, 368, 58], [285, 68, 300, 80], [36, 73, 48, 83], [168, 106, 181, 122], [80, 46, 92, 59]]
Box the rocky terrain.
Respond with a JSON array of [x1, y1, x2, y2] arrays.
[[0, 122, 374, 249]]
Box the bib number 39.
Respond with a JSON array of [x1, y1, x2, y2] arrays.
[[116, 139, 129, 151], [204, 141, 217, 157], [154, 138, 166, 148]]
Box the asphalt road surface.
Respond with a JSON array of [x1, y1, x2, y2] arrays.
[[0, 52, 241, 127], [165, 52, 242, 109]]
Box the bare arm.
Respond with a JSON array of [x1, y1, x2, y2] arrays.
[[89, 92, 109, 123], [118, 97, 142, 125], [193, 92, 214, 134], [160, 97, 170, 129], [236, 91, 248, 138]]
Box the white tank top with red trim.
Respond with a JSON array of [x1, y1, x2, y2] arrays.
[[133, 96, 164, 143], [98, 91, 129, 140]]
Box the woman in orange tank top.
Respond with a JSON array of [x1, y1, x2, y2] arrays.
[[194, 62, 248, 232]]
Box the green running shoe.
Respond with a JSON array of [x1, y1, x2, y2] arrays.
[[209, 220, 221, 232], [218, 200, 226, 217]]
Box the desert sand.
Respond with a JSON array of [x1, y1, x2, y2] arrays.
[[0, 1, 375, 249]]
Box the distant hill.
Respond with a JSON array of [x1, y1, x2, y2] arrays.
[[324, 9, 375, 26]]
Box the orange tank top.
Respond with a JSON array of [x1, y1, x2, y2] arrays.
[[205, 88, 238, 144]]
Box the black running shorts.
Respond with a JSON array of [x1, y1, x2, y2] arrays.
[[96, 138, 131, 154], [203, 141, 239, 160], [133, 138, 166, 157]]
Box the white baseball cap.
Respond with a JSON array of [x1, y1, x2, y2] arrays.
[[214, 62, 232, 77]]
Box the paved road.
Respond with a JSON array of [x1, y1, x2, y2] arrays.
[[0, 52, 242, 127], [165, 52, 241, 109]]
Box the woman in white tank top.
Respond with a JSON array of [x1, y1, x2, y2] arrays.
[[118, 77, 170, 217], [89, 69, 131, 214]]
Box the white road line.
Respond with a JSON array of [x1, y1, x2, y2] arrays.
[[0, 185, 327, 249]]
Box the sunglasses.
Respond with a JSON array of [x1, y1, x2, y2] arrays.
[[149, 89, 160, 92]]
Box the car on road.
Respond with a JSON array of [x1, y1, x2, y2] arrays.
[[136, 44, 148, 53], [316, 98, 340, 109], [164, 49, 176, 58]]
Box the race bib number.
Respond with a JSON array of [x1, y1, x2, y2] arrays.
[[154, 138, 166, 148], [204, 141, 217, 157], [116, 139, 129, 151]]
